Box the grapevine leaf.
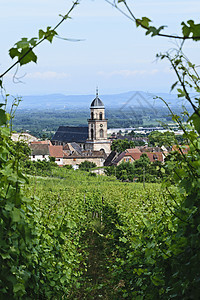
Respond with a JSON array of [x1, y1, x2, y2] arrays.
[[177, 88, 186, 98], [0, 109, 7, 126], [39, 29, 45, 40], [15, 38, 29, 49], [12, 208, 21, 222], [29, 37, 37, 46], [136, 17, 151, 28], [19, 49, 37, 66], [146, 25, 166, 37], [181, 20, 200, 41], [170, 81, 178, 92], [188, 111, 200, 134], [9, 48, 20, 59], [181, 21, 191, 37]]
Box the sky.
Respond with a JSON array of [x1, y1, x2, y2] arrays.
[[0, 0, 200, 96]]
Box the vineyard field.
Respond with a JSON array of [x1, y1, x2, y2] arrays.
[[22, 169, 175, 299]]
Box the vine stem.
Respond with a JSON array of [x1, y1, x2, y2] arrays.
[[105, 0, 200, 40], [0, 0, 80, 80]]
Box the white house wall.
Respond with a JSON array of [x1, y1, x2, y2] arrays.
[[30, 155, 49, 162]]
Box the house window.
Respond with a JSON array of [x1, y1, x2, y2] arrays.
[[33, 155, 35, 158], [73, 158, 76, 161], [100, 128, 104, 138], [42, 155, 45, 158]]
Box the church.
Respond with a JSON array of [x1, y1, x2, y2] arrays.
[[51, 89, 111, 155]]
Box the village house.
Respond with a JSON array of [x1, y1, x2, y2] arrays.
[[63, 149, 107, 168], [29, 142, 64, 166], [104, 147, 164, 166], [11, 132, 38, 143]]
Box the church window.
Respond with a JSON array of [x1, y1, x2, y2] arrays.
[[91, 112, 94, 120], [99, 112, 102, 120], [100, 128, 104, 138], [91, 128, 94, 140]]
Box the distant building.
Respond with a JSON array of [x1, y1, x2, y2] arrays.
[[104, 147, 164, 166], [63, 149, 107, 168], [29, 143, 64, 166], [51, 89, 111, 155], [11, 132, 38, 143], [51, 126, 88, 149]]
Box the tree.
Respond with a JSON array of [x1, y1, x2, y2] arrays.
[[116, 161, 135, 181], [148, 130, 175, 147], [79, 161, 96, 171], [111, 138, 135, 152]]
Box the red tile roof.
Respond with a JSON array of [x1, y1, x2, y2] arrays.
[[126, 148, 141, 153], [124, 152, 163, 162], [172, 145, 189, 154], [31, 140, 52, 145], [49, 145, 63, 158]]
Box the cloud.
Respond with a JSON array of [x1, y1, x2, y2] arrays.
[[97, 69, 159, 78], [26, 71, 70, 80]]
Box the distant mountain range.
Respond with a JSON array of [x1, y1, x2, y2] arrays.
[[5, 91, 191, 110]]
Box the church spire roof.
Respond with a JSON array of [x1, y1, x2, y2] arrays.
[[90, 87, 104, 108], [96, 86, 98, 98]]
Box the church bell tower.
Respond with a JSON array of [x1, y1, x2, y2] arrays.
[[85, 88, 111, 154]]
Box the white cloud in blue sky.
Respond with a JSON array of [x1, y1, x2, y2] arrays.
[[0, 0, 200, 96]]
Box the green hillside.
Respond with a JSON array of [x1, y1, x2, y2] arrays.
[[22, 168, 172, 299]]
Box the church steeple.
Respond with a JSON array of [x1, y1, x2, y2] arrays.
[[85, 89, 110, 154]]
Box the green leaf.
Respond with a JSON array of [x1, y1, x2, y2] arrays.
[[170, 81, 178, 92], [188, 112, 200, 134], [9, 48, 20, 59], [0, 109, 7, 125], [19, 49, 37, 66], [177, 88, 186, 98], [39, 29, 45, 40], [13, 283, 25, 293], [136, 17, 151, 28], [15, 37, 29, 49], [151, 275, 165, 286], [181, 20, 200, 41], [181, 21, 191, 37], [146, 25, 166, 37], [29, 37, 37, 46], [119, 236, 127, 243], [12, 208, 21, 222]]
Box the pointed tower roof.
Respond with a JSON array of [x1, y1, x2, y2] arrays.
[[90, 87, 104, 108]]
